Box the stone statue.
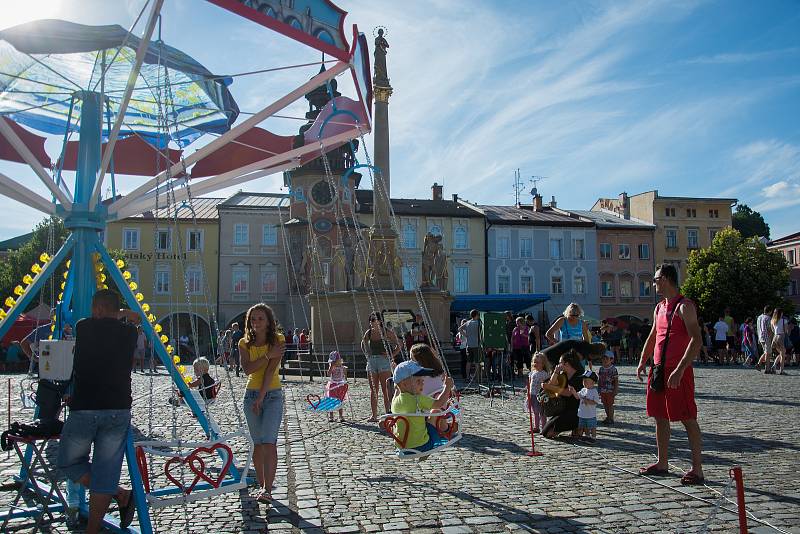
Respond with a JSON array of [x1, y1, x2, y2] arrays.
[[332, 246, 346, 291], [433, 238, 448, 291], [420, 233, 438, 288], [373, 28, 389, 83], [298, 247, 311, 294]]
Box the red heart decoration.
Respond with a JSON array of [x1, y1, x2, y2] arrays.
[[383, 416, 409, 449], [435, 411, 457, 440], [135, 446, 151, 494], [306, 394, 321, 409], [164, 455, 204, 494], [186, 443, 233, 489]]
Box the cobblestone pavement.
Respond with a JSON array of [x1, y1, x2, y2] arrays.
[[0, 364, 798, 533]]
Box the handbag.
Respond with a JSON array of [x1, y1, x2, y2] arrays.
[[650, 297, 683, 392]]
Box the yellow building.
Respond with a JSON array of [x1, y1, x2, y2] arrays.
[[105, 198, 223, 357], [592, 191, 736, 283]]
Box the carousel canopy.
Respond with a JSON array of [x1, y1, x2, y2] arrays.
[[0, 19, 239, 147]]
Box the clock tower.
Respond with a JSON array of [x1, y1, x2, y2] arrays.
[[283, 66, 362, 295]]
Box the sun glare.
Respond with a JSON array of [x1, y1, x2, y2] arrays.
[[1, 1, 64, 31]]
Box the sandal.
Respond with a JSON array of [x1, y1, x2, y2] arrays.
[[680, 471, 705, 486], [256, 489, 272, 504], [118, 491, 136, 528], [639, 463, 669, 477]]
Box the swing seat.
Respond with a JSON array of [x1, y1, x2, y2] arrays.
[[396, 433, 462, 460], [305, 394, 343, 412], [378, 403, 464, 461]]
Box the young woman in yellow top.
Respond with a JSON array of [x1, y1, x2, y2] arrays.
[[239, 303, 285, 504]]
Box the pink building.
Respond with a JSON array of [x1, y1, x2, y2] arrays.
[[767, 232, 800, 308]]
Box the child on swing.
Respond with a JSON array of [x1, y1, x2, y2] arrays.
[[326, 351, 348, 422], [390, 360, 454, 452]]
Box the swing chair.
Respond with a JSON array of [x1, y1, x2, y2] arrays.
[[378, 396, 464, 460], [0, 0, 372, 530]]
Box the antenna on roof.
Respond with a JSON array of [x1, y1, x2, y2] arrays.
[[513, 169, 523, 206], [530, 175, 547, 197]]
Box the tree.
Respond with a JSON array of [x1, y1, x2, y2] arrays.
[[682, 227, 791, 321], [732, 203, 770, 239]]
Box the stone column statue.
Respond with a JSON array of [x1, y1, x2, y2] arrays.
[[374, 28, 390, 83]]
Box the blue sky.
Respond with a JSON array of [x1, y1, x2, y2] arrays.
[[0, 0, 798, 240]]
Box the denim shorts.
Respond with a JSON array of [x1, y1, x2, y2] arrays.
[[366, 355, 391, 374], [578, 416, 597, 430], [243, 389, 284, 445], [57, 409, 131, 494]]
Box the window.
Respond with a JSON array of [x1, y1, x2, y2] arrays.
[[573, 238, 585, 260], [402, 265, 417, 290], [155, 229, 171, 251], [187, 230, 203, 252], [791, 280, 798, 296], [497, 236, 510, 258], [709, 228, 719, 242], [519, 238, 532, 258], [123, 228, 140, 250], [601, 280, 614, 297], [127, 265, 139, 286], [687, 228, 699, 249], [573, 275, 586, 295], [260, 269, 277, 294], [787, 250, 796, 265], [155, 267, 170, 294], [665, 207, 675, 217], [665, 228, 677, 249], [321, 262, 330, 286], [428, 224, 443, 237], [233, 224, 249, 246], [709, 209, 719, 218], [402, 222, 417, 249], [639, 279, 651, 297], [232, 267, 249, 293], [600, 243, 612, 259], [618, 244, 631, 259], [185, 266, 202, 294], [686, 208, 696, 218], [453, 225, 468, 249], [550, 238, 562, 259], [620, 280, 632, 298], [454, 266, 469, 293], [520, 275, 533, 294], [550, 275, 563, 294], [262, 224, 277, 246], [638, 243, 650, 260], [498, 275, 511, 294]]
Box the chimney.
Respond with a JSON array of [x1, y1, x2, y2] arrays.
[[452, 193, 458, 202], [431, 182, 443, 201], [619, 191, 630, 219], [533, 193, 543, 212], [550, 195, 557, 208]]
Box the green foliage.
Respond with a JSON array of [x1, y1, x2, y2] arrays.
[[0, 217, 70, 311], [732, 204, 770, 239], [682, 227, 791, 321]]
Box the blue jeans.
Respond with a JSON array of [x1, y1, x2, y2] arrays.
[[243, 389, 283, 444], [57, 410, 131, 494], [414, 423, 443, 452]]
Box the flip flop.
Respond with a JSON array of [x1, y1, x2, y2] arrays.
[[118, 492, 136, 528], [680, 471, 705, 486], [639, 463, 669, 477]]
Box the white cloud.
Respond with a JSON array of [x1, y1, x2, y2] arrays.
[[682, 47, 800, 65]]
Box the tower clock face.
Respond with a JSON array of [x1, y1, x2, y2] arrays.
[[310, 180, 335, 206]]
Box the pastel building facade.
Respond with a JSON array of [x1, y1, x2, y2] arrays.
[[767, 232, 800, 309]]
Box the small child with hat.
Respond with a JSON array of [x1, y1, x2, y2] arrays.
[[390, 361, 454, 452], [598, 350, 619, 425], [577, 369, 601, 443], [326, 351, 348, 422]]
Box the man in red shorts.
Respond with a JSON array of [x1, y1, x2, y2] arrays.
[[637, 264, 705, 485]]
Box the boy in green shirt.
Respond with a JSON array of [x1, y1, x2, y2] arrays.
[[390, 360, 455, 451]]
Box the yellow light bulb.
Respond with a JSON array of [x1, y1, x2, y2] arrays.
[[48, 335, 53, 340], [39, 253, 50, 263], [160, 335, 168, 344], [0, 310, 7, 319], [135, 293, 144, 302], [31, 264, 41, 274], [96, 273, 106, 283], [60, 282, 65, 290], [50, 324, 55, 332], [101, 284, 108, 289], [172, 355, 180, 364], [128, 282, 137, 291], [62, 271, 69, 279], [23, 275, 33, 285], [13, 286, 24, 296], [95, 263, 104, 272], [166, 345, 174, 354], [147, 314, 156, 323], [65, 260, 71, 268], [116, 259, 125, 269], [178, 365, 185, 374], [183, 375, 192, 383], [122, 271, 131, 280], [58, 292, 63, 301], [154, 324, 162, 333], [5, 297, 15, 308], [141, 303, 150, 313]]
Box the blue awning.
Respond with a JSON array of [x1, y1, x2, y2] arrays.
[[451, 294, 551, 313]]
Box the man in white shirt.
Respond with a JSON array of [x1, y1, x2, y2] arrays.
[[712, 316, 729, 365], [756, 306, 773, 371]]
